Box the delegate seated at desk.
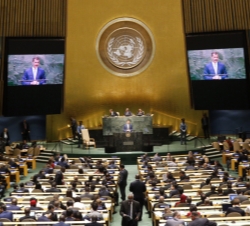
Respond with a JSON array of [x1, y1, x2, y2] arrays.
[[123, 120, 133, 132], [124, 108, 132, 116], [137, 109, 145, 116]]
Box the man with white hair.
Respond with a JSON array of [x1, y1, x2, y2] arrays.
[[120, 193, 141, 226], [165, 211, 185, 226]]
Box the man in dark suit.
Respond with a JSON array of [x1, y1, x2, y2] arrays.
[[118, 164, 128, 201], [223, 183, 235, 195], [123, 120, 133, 132], [180, 118, 187, 145], [226, 198, 245, 216], [109, 109, 118, 117], [203, 52, 228, 80], [21, 120, 30, 141], [45, 182, 62, 192], [165, 211, 185, 226], [6, 198, 21, 210], [0, 204, 13, 221], [124, 108, 132, 116], [54, 215, 71, 226], [70, 117, 77, 139], [85, 215, 103, 226], [22, 57, 46, 85], [129, 175, 146, 221], [120, 194, 141, 226], [54, 215, 70, 226], [0, 128, 10, 146], [19, 207, 36, 222], [55, 167, 65, 185], [188, 211, 217, 226], [201, 113, 210, 139], [37, 212, 52, 222]]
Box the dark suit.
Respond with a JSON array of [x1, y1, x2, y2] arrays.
[[54, 222, 71, 226], [120, 200, 141, 226], [110, 111, 118, 117], [0, 211, 13, 221], [123, 123, 133, 132], [21, 121, 30, 141], [226, 206, 245, 216], [45, 188, 62, 192], [201, 116, 209, 138], [19, 216, 36, 222], [188, 218, 217, 226], [22, 67, 46, 85], [85, 222, 103, 226], [118, 169, 128, 201], [129, 179, 146, 220], [203, 62, 228, 80], [0, 132, 10, 145], [6, 204, 21, 210], [55, 171, 64, 185]]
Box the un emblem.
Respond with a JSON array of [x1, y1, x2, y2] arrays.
[[96, 18, 155, 77]]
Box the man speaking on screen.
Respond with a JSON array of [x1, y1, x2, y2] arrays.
[[203, 52, 228, 80], [22, 57, 46, 85]]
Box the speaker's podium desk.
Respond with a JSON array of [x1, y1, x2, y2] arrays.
[[113, 132, 143, 152]]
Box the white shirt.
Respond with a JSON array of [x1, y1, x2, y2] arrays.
[[73, 202, 86, 209], [32, 67, 38, 80], [212, 62, 218, 75]]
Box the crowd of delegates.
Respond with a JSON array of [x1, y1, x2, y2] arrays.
[[0, 153, 133, 224], [137, 151, 250, 225]]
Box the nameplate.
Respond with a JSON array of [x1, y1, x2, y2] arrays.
[[123, 141, 134, 145]]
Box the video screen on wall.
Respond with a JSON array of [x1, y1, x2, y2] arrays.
[[3, 38, 65, 116], [186, 31, 250, 110], [188, 48, 246, 80], [7, 54, 64, 86]]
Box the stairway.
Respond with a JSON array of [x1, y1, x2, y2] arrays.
[[36, 149, 59, 163], [196, 144, 222, 158]]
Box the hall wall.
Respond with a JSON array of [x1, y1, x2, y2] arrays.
[[46, 0, 203, 141]]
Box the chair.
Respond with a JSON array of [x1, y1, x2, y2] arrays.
[[202, 185, 211, 189], [236, 138, 243, 142], [63, 197, 74, 201], [182, 184, 193, 189], [243, 142, 250, 151], [176, 203, 189, 207], [212, 142, 220, 151], [31, 189, 44, 193], [81, 129, 96, 149], [244, 190, 250, 195], [223, 141, 229, 151], [172, 194, 180, 198], [241, 200, 250, 204], [178, 157, 186, 160], [34, 146, 40, 156], [44, 196, 54, 201], [0, 218, 12, 222], [13, 148, 21, 156], [220, 184, 228, 188], [74, 159, 81, 163], [81, 196, 91, 200], [20, 218, 36, 226], [4, 146, 13, 156], [226, 212, 241, 217], [207, 214, 221, 217], [70, 165, 79, 169], [55, 165, 61, 169], [233, 141, 240, 152], [245, 139, 250, 143], [27, 147, 34, 155]]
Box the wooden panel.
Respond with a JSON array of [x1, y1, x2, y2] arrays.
[[182, 0, 250, 33], [0, 0, 66, 37]]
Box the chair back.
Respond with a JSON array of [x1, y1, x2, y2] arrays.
[[13, 148, 21, 156], [226, 212, 241, 217], [212, 142, 220, 151], [243, 142, 250, 150], [5, 146, 12, 155], [82, 129, 90, 142], [233, 142, 240, 151], [34, 146, 40, 156], [27, 147, 34, 155], [223, 141, 229, 151]]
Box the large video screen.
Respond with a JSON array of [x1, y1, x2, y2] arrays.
[[186, 31, 250, 110], [188, 48, 246, 80], [3, 38, 65, 116], [8, 54, 64, 86]]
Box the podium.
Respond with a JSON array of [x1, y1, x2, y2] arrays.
[[113, 132, 143, 152]]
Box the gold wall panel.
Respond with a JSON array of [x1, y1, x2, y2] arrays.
[[46, 0, 205, 141]]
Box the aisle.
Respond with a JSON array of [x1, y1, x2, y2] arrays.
[[111, 165, 152, 226]]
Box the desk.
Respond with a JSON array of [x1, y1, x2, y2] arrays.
[[19, 164, 28, 176], [102, 115, 153, 135], [26, 158, 36, 169], [113, 132, 143, 152]]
